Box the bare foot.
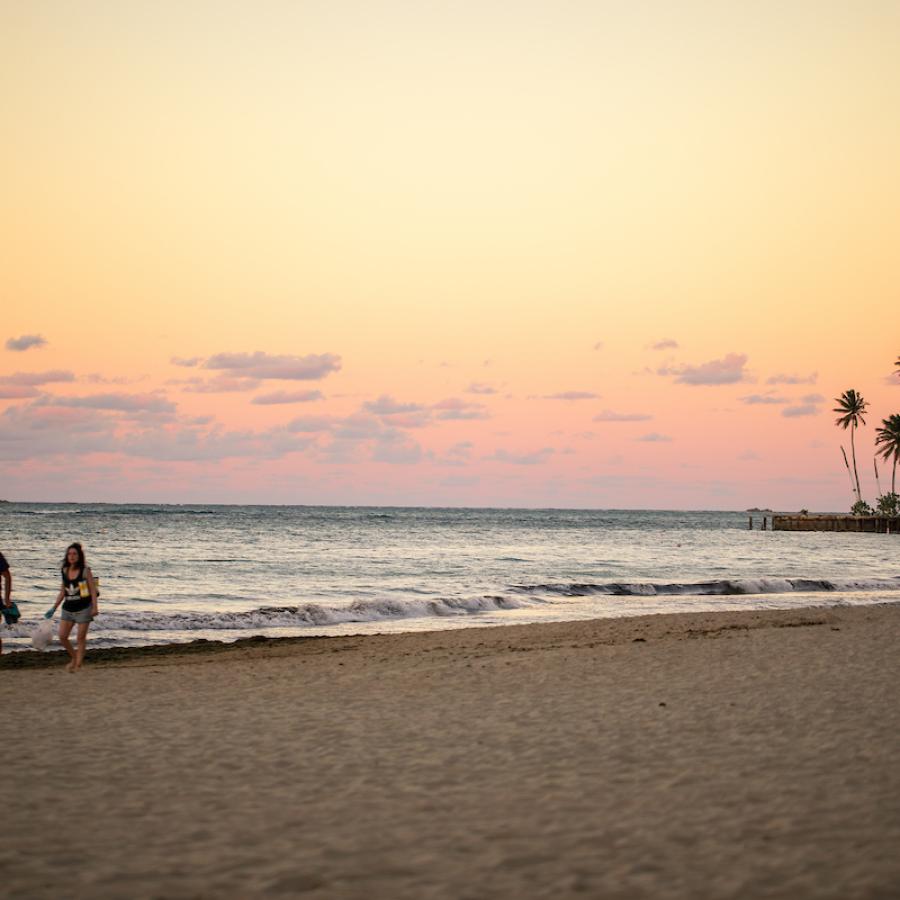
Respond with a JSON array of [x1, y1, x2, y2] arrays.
[[65, 660, 76, 672]]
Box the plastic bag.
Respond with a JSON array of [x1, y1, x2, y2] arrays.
[[32, 617, 55, 651]]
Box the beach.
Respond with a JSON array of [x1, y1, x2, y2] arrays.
[[4, 604, 899, 899]]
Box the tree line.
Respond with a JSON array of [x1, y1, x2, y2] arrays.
[[834, 355, 900, 516]]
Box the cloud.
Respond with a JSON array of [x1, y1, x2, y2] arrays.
[[6, 334, 47, 352], [301, 414, 410, 464], [782, 404, 818, 417], [0, 401, 316, 464], [363, 395, 426, 415], [45, 392, 177, 414], [0, 370, 75, 386], [0, 385, 39, 399], [593, 341, 604, 351], [637, 432, 672, 442], [170, 356, 201, 368], [436, 440, 474, 467], [120, 426, 313, 462], [779, 393, 825, 418], [432, 398, 489, 420], [544, 391, 599, 401], [0, 404, 116, 460], [446, 441, 473, 458], [204, 351, 341, 381], [85, 373, 146, 385], [766, 372, 817, 385], [488, 447, 554, 465], [331, 413, 386, 441], [740, 393, 789, 405], [252, 389, 323, 405], [650, 339, 678, 351], [181, 376, 260, 393], [287, 415, 336, 433], [360, 395, 434, 428], [466, 382, 497, 395], [371, 431, 423, 465], [660, 353, 750, 386], [593, 410, 653, 422]]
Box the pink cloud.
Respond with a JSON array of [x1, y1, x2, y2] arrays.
[[659, 353, 750, 386], [6, 334, 47, 352], [766, 372, 817, 385], [363, 395, 426, 415], [204, 351, 341, 381], [433, 398, 489, 421], [637, 432, 672, 442], [0, 370, 74, 386], [0, 385, 39, 399], [287, 415, 336, 433], [544, 391, 599, 401], [181, 376, 260, 393], [252, 389, 323, 405], [740, 393, 788, 405], [45, 392, 177, 414], [488, 447, 554, 465], [371, 431, 424, 464], [782, 395, 824, 418], [593, 410, 653, 422]]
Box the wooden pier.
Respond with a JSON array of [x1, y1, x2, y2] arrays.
[[772, 515, 898, 534]]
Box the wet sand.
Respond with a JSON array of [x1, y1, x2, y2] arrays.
[[3, 604, 899, 899]]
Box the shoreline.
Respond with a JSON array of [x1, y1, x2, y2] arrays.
[[7, 604, 900, 898], [1, 602, 892, 670]]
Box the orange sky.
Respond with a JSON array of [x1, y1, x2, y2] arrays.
[[2, 1, 898, 507]]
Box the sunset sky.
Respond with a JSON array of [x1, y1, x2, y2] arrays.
[[2, 1, 898, 508]]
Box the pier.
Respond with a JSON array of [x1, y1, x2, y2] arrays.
[[772, 515, 898, 534]]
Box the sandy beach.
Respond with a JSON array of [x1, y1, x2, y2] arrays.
[[3, 604, 899, 899]]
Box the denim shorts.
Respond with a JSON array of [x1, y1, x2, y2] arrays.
[[61, 606, 94, 624]]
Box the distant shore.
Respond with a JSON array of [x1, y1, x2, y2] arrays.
[[6, 604, 900, 898]]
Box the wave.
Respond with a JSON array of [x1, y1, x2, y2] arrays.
[[90, 594, 530, 632], [11, 576, 898, 638], [511, 576, 900, 597]]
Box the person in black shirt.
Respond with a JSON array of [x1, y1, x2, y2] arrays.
[[0, 552, 11, 655], [48, 543, 99, 672]]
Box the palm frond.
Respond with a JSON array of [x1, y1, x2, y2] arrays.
[[875, 414, 900, 461], [833, 389, 868, 428]]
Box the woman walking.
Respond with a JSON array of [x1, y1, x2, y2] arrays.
[[49, 543, 99, 671]]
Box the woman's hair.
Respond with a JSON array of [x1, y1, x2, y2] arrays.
[[62, 542, 86, 572]]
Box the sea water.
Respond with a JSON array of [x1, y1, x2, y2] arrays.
[[1, 504, 898, 651]]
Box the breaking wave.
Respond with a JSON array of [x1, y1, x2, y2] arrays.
[[57, 576, 900, 634], [92, 594, 530, 632], [511, 576, 900, 597]]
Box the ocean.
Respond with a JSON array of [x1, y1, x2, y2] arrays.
[[1, 503, 898, 652]]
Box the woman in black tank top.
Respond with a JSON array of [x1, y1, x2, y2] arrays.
[[49, 542, 99, 672]]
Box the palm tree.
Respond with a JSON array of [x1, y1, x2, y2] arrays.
[[875, 413, 900, 495], [833, 390, 868, 503]]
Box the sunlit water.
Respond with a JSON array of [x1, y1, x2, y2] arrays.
[[1, 504, 898, 651]]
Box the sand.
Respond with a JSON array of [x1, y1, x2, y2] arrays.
[[3, 604, 899, 899]]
